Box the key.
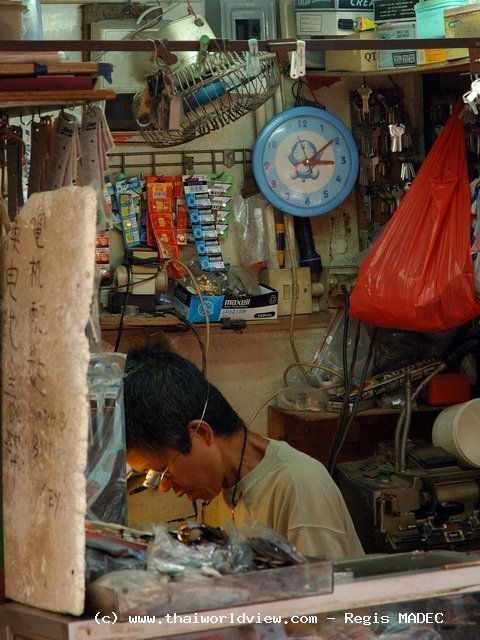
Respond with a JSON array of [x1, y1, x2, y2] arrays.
[[370, 126, 381, 153], [357, 83, 372, 114], [389, 123, 405, 152], [369, 155, 379, 182], [391, 186, 403, 209], [398, 152, 415, 181], [362, 190, 372, 221], [359, 157, 370, 186]]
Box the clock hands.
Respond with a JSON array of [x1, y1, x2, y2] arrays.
[[296, 137, 314, 173], [292, 137, 335, 168], [308, 159, 335, 166], [306, 138, 334, 164]]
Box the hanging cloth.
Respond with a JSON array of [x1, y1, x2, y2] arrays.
[[349, 101, 480, 331]]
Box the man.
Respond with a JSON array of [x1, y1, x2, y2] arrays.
[[124, 342, 364, 560]]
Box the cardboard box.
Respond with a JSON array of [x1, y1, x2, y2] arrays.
[[445, 2, 480, 36], [259, 267, 312, 316], [444, 4, 480, 60], [376, 20, 417, 69], [324, 33, 377, 72], [172, 282, 278, 323], [416, 48, 447, 65]]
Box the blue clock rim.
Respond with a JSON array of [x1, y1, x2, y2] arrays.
[[252, 106, 359, 218]]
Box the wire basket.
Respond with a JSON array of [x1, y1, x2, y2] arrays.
[[132, 49, 280, 148]]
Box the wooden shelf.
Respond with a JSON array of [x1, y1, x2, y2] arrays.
[[100, 310, 331, 332], [309, 57, 471, 78], [0, 89, 116, 114], [100, 312, 180, 330], [268, 404, 442, 466]]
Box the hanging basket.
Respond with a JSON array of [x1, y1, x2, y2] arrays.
[[132, 49, 280, 148]]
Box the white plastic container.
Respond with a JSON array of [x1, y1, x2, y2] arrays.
[[432, 398, 480, 468], [0, 0, 25, 39]]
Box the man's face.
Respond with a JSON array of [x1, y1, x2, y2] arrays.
[[127, 428, 225, 503]]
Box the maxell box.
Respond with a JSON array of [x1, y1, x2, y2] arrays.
[[172, 282, 278, 323]]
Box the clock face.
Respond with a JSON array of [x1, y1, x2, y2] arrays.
[[252, 106, 359, 217]]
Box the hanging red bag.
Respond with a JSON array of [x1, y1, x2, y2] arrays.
[[349, 102, 480, 331]]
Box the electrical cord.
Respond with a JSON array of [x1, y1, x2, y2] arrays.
[[157, 309, 208, 375], [327, 317, 362, 471], [341, 286, 350, 385], [165, 258, 211, 367], [114, 266, 131, 352], [327, 324, 378, 475], [113, 269, 159, 353], [111, 257, 210, 377]]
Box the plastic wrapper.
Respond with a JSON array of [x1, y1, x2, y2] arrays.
[[234, 520, 306, 568], [276, 385, 329, 412], [85, 543, 146, 585], [146, 524, 233, 575], [86, 353, 127, 525], [232, 193, 270, 267], [349, 101, 480, 331], [309, 309, 375, 386]]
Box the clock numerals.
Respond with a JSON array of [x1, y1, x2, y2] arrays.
[[252, 106, 359, 217]]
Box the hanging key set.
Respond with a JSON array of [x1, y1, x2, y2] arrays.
[[428, 87, 480, 181], [350, 83, 416, 238]]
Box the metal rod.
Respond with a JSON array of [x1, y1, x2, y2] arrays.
[[1, 37, 480, 52]]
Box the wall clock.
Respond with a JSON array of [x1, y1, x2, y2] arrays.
[[252, 106, 359, 217]]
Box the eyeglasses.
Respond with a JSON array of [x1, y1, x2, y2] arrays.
[[130, 383, 210, 494]]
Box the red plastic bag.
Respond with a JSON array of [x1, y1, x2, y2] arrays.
[[349, 102, 480, 331]]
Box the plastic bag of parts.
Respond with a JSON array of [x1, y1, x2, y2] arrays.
[[276, 385, 329, 412], [309, 309, 375, 387], [87, 352, 127, 525], [349, 101, 480, 331], [85, 533, 146, 585], [232, 193, 270, 268], [177, 260, 260, 297], [233, 520, 307, 568], [146, 523, 234, 576]]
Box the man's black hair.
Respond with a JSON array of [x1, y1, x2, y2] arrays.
[[124, 343, 244, 454]]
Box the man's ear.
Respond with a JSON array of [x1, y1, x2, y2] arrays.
[[187, 419, 214, 445]]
